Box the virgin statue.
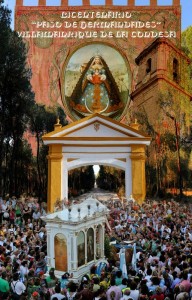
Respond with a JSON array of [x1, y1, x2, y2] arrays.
[[70, 55, 123, 116]]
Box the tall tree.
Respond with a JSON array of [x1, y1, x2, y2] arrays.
[[182, 26, 192, 83], [0, 2, 35, 195], [29, 104, 67, 200]]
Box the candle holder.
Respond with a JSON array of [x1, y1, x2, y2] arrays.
[[77, 207, 81, 219], [68, 207, 72, 220], [87, 205, 91, 216]]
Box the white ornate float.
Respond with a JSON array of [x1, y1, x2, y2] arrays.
[[42, 196, 109, 281]]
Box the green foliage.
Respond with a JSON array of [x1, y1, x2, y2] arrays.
[[68, 166, 95, 197], [182, 26, 192, 92], [182, 26, 192, 60], [96, 165, 106, 190], [85, 166, 95, 190], [28, 104, 67, 200], [134, 103, 191, 196], [134, 107, 156, 137], [0, 2, 67, 198], [161, 132, 177, 152], [145, 164, 157, 196], [29, 104, 67, 135], [96, 165, 124, 192], [1, 138, 35, 196], [0, 3, 35, 195], [104, 236, 112, 260]]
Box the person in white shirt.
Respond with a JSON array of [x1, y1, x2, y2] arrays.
[[51, 285, 65, 300], [120, 289, 132, 300], [20, 261, 29, 280], [129, 281, 139, 300], [32, 209, 41, 222], [10, 196, 17, 208], [144, 268, 152, 283], [0, 236, 4, 247], [11, 272, 26, 296]]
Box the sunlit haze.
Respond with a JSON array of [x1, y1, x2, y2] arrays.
[[93, 165, 100, 176]]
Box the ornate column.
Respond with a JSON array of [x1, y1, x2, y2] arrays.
[[62, 160, 68, 200], [125, 157, 132, 200], [102, 223, 105, 259], [73, 232, 78, 271], [93, 226, 97, 262], [85, 229, 88, 265], [46, 227, 51, 270], [47, 144, 63, 212], [50, 230, 55, 269], [68, 233, 74, 273], [130, 145, 146, 204]]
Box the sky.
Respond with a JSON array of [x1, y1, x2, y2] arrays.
[[3, 0, 192, 31]]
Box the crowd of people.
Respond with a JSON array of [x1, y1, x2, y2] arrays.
[[0, 194, 191, 300]]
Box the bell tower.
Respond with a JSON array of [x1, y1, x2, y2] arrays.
[[131, 37, 191, 125]]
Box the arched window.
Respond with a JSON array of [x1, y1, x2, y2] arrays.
[[96, 225, 103, 259], [77, 231, 85, 267], [54, 233, 67, 271], [173, 58, 179, 83], [87, 228, 94, 262], [146, 58, 152, 74]]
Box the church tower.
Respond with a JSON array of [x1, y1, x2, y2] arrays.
[[131, 37, 192, 127], [131, 37, 192, 195]]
